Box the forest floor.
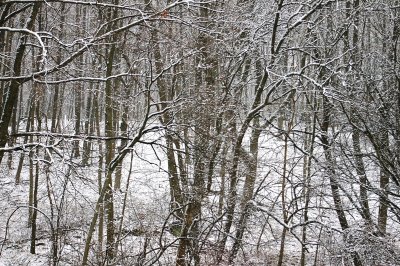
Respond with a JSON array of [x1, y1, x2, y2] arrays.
[[1, 131, 400, 265]]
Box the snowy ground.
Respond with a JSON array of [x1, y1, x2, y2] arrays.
[[1, 126, 400, 265]]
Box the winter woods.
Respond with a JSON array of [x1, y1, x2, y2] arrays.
[[1, 0, 400, 265]]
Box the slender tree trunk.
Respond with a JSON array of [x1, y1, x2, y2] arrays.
[[300, 92, 317, 266], [228, 122, 261, 263], [7, 95, 17, 169], [30, 81, 42, 254], [352, 124, 372, 223], [27, 96, 35, 227], [150, 10, 184, 218], [50, 83, 60, 134], [73, 85, 82, 158], [228, 58, 262, 262], [377, 131, 389, 234], [50, 3, 65, 135], [30, 155, 39, 254], [82, 88, 93, 166], [15, 89, 35, 184], [72, 6, 83, 158], [115, 152, 134, 258], [114, 103, 127, 190], [321, 96, 349, 229], [101, 2, 119, 262], [104, 44, 116, 264], [277, 115, 294, 266], [320, 95, 363, 266], [94, 86, 104, 260], [218, 142, 228, 216]]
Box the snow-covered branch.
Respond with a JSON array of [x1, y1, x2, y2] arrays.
[[0, 26, 47, 63]]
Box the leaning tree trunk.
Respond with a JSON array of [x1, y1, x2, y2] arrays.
[[228, 57, 261, 263], [320, 94, 363, 266], [151, 30, 184, 220]]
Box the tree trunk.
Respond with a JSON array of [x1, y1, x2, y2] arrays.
[[7, 93, 18, 169], [377, 130, 389, 234], [177, 3, 215, 263], [15, 89, 34, 185], [114, 102, 127, 190], [228, 58, 262, 263], [82, 88, 93, 166], [150, 8, 184, 218], [277, 106, 294, 266], [73, 85, 82, 158], [300, 92, 317, 266], [30, 81, 42, 254], [0, 3, 41, 163], [29, 155, 39, 254], [320, 95, 363, 266], [102, 2, 119, 262], [228, 123, 261, 263], [104, 43, 116, 265], [94, 85, 104, 260], [352, 125, 372, 223], [321, 96, 349, 228]]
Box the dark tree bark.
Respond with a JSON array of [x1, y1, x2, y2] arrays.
[[0, 3, 41, 163]]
